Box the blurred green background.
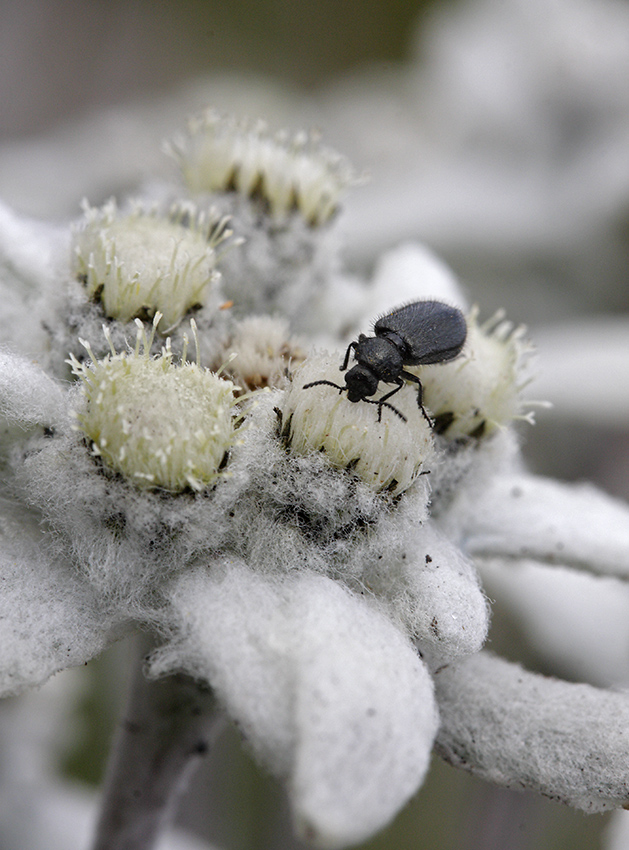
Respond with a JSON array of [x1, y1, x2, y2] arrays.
[[0, 0, 445, 140]]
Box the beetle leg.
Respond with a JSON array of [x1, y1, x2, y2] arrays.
[[399, 370, 433, 427], [361, 396, 407, 423], [372, 380, 405, 423], [341, 340, 358, 371], [378, 399, 406, 423], [376, 380, 404, 406]]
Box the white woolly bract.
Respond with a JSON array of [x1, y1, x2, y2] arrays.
[[71, 348, 241, 492], [0, 497, 119, 697], [606, 811, 629, 850], [0, 202, 69, 359], [364, 523, 490, 665], [478, 559, 629, 689], [411, 307, 532, 439], [282, 353, 435, 496], [533, 317, 629, 428], [435, 652, 629, 812], [365, 242, 469, 318], [448, 471, 629, 579], [150, 562, 438, 849], [0, 349, 68, 429], [169, 110, 356, 226], [72, 200, 227, 330]]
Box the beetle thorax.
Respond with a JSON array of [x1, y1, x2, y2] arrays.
[[355, 336, 403, 381]]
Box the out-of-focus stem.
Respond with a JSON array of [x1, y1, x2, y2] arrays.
[[92, 636, 222, 850]]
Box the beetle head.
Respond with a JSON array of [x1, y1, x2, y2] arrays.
[[344, 364, 379, 402]]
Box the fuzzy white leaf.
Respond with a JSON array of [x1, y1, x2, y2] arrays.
[[149, 562, 296, 774], [365, 242, 468, 317], [366, 523, 490, 665], [533, 318, 629, 427], [151, 561, 438, 848], [479, 558, 629, 688], [0, 499, 121, 696], [0, 200, 67, 291], [435, 652, 629, 812], [605, 810, 629, 850], [287, 573, 438, 849], [0, 350, 69, 429], [450, 472, 629, 579]]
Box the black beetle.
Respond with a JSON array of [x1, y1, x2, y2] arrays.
[[303, 300, 467, 423]]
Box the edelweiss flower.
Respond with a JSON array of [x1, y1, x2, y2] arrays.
[[2, 113, 629, 850], [72, 200, 231, 331], [0, 303, 482, 845]]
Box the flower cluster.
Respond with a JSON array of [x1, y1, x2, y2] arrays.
[[1, 109, 629, 850]]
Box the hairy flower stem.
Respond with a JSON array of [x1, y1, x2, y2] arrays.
[[92, 636, 222, 850]]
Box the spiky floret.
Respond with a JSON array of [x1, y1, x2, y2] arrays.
[[168, 110, 356, 226], [68, 317, 243, 493], [72, 199, 232, 331], [412, 307, 535, 440], [280, 353, 435, 497], [218, 316, 306, 392]]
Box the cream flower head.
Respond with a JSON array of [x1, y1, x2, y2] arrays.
[[281, 352, 435, 497], [415, 307, 535, 440], [169, 109, 356, 226], [69, 317, 243, 492], [72, 199, 231, 331]]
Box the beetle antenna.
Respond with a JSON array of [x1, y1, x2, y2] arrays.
[[303, 379, 346, 394], [303, 380, 409, 423]]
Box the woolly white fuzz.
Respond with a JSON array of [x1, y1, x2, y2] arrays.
[[289, 576, 437, 848], [13, 422, 232, 609], [533, 317, 629, 428], [0, 201, 66, 292], [2, 101, 629, 849], [0, 497, 119, 697], [478, 559, 629, 688], [605, 811, 629, 850], [435, 652, 629, 812], [367, 242, 468, 316], [150, 561, 438, 849], [0, 202, 69, 358], [0, 350, 68, 430], [365, 524, 490, 664], [282, 352, 435, 496]]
